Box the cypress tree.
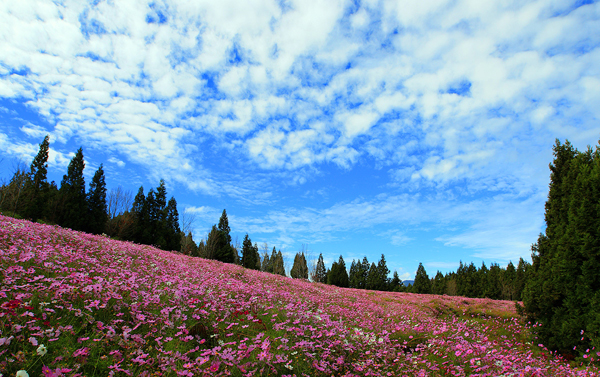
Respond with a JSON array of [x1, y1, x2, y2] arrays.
[[273, 250, 285, 276], [241, 234, 258, 269], [87, 164, 108, 235], [214, 209, 234, 263], [131, 186, 146, 244], [514, 258, 530, 301], [486, 263, 502, 299], [290, 252, 308, 279], [390, 271, 403, 292], [413, 263, 431, 294], [375, 254, 390, 291], [58, 148, 87, 231], [314, 253, 327, 283], [523, 139, 600, 355], [22, 135, 50, 221], [432, 271, 445, 295], [365, 262, 378, 290], [164, 197, 181, 251]]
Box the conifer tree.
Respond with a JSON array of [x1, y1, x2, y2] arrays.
[[365, 262, 378, 290], [328, 256, 349, 287], [58, 148, 87, 231], [486, 263, 502, 299], [164, 197, 181, 251], [290, 252, 308, 279], [413, 263, 431, 294], [241, 234, 259, 269], [86, 164, 108, 234], [213, 210, 234, 263], [375, 254, 390, 291], [502, 261, 516, 300], [432, 271, 445, 295], [314, 253, 327, 283], [273, 249, 286, 276], [131, 186, 147, 243], [22, 135, 50, 221], [514, 258, 530, 301], [390, 271, 403, 292], [523, 139, 600, 355]]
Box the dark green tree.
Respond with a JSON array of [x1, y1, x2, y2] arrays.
[[213, 210, 234, 263], [375, 254, 390, 291], [241, 234, 259, 270], [290, 252, 308, 279], [328, 256, 349, 287], [486, 263, 502, 299], [163, 197, 181, 251], [413, 263, 431, 294], [314, 253, 327, 283], [514, 258, 530, 301], [58, 148, 87, 231], [86, 164, 108, 235], [390, 271, 403, 292], [22, 135, 50, 221], [432, 271, 446, 295], [273, 249, 286, 276], [523, 139, 600, 355]]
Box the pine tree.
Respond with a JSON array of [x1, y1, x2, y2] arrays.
[[432, 271, 445, 295], [514, 258, 529, 301], [87, 164, 108, 235], [22, 135, 50, 221], [266, 247, 277, 273], [164, 197, 181, 251], [486, 263, 502, 299], [314, 253, 327, 283], [205, 225, 222, 260], [214, 209, 234, 263], [502, 261, 516, 300], [375, 254, 390, 291], [241, 234, 258, 270], [365, 262, 378, 290], [413, 263, 431, 294], [523, 139, 600, 355], [261, 249, 272, 272], [131, 186, 147, 244], [290, 252, 308, 279], [58, 148, 87, 231], [390, 271, 403, 292], [328, 256, 349, 288], [273, 250, 286, 276]]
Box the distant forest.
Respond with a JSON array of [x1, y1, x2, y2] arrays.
[[2, 135, 599, 359]]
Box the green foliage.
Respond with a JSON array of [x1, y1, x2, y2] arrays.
[[58, 148, 87, 231], [214, 209, 234, 263], [327, 255, 349, 287], [389, 271, 403, 292], [314, 253, 327, 283], [413, 263, 431, 294], [290, 251, 308, 279], [241, 234, 260, 270], [272, 249, 286, 277], [349, 256, 369, 289], [523, 139, 600, 357], [86, 164, 108, 235], [21, 135, 50, 221]]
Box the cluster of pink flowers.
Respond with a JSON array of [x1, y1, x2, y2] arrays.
[[0, 214, 597, 376]]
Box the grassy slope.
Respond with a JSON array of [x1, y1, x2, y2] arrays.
[[0, 215, 597, 377]]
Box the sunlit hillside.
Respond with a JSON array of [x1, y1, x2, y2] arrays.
[[1, 215, 597, 376]]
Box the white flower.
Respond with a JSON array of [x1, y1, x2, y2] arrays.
[[36, 344, 47, 356], [16, 371, 29, 377]]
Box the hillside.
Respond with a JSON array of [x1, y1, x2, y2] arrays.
[[0, 215, 597, 376]]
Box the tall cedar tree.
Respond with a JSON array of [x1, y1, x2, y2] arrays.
[[87, 164, 108, 235], [214, 209, 234, 263], [58, 148, 87, 231], [314, 253, 327, 283], [265, 247, 277, 273], [241, 234, 259, 270], [413, 263, 431, 294], [328, 256, 349, 287], [432, 271, 446, 295], [163, 197, 181, 251], [375, 254, 390, 291], [272, 250, 286, 276], [22, 135, 50, 221], [523, 139, 600, 356], [290, 252, 308, 279], [390, 271, 403, 292], [131, 186, 147, 243]]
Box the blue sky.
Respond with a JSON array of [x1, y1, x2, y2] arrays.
[[1, 0, 599, 280]]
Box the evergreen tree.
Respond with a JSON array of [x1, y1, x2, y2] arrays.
[[486, 263, 502, 299], [413, 263, 431, 294], [314, 253, 327, 283], [366, 262, 378, 290], [58, 148, 87, 231], [502, 261, 516, 300], [523, 139, 600, 355], [328, 256, 349, 287], [205, 225, 222, 260], [266, 247, 277, 273], [214, 209, 234, 263], [261, 249, 272, 272], [273, 249, 286, 276], [164, 197, 181, 251], [22, 135, 50, 221], [131, 186, 147, 243], [477, 262, 489, 298], [390, 271, 403, 292], [241, 234, 259, 270], [432, 271, 445, 295], [86, 164, 108, 235], [375, 254, 390, 291], [290, 252, 309, 279], [514, 258, 530, 301]]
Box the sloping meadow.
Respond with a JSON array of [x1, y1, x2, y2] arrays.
[[0, 215, 597, 376]]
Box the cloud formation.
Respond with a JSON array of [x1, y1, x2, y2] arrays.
[[1, 0, 599, 270]]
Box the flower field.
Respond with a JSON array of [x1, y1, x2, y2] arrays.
[[0, 215, 597, 376]]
